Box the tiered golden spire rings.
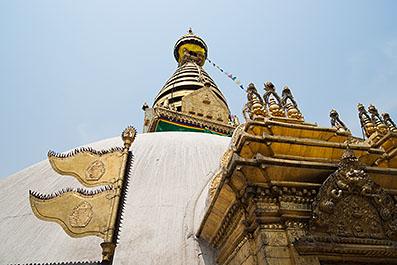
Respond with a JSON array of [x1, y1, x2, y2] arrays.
[[243, 82, 304, 122]]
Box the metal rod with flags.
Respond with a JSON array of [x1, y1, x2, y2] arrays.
[[29, 126, 137, 264]]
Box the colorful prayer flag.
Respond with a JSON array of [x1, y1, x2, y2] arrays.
[[206, 58, 245, 91]]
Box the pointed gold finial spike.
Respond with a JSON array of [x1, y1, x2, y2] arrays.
[[122, 126, 137, 151]]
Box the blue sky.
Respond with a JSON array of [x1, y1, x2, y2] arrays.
[[1, 0, 397, 178]]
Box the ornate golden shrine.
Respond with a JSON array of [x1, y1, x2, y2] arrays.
[[198, 83, 397, 265]]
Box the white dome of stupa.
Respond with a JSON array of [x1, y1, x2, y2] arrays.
[[0, 132, 230, 265]]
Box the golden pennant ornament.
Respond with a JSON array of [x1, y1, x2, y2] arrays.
[[29, 126, 136, 263]]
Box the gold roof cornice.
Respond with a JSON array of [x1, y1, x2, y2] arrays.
[[198, 82, 397, 250], [149, 106, 235, 135]]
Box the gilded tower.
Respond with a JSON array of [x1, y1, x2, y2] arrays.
[[143, 29, 237, 135]]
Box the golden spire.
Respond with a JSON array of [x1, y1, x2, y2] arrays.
[[153, 29, 230, 120], [174, 28, 208, 66]]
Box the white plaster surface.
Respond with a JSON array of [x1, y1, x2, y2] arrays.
[[0, 132, 229, 265]]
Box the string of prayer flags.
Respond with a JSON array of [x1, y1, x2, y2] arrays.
[[207, 58, 245, 91]]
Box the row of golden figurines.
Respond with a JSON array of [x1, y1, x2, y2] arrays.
[[357, 103, 397, 138], [331, 104, 397, 137], [243, 82, 304, 121], [242, 81, 397, 140]]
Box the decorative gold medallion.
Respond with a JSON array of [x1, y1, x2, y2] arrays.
[[29, 187, 116, 239], [48, 147, 125, 187], [85, 160, 105, 181], [69, 201, 94, 228]]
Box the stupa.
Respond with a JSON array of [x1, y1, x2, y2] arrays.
[[1, 30, 397, 265]]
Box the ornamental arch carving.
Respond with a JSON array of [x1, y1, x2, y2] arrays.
[[310, 149, 397, 241]]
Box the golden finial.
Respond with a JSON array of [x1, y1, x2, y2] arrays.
[[357, 103, 376, 137], [281, 85, 303, 121], [330, 109, 349, 132], [263, 81, 284, 117], [122, 126, 137, 151], [368, 104, 388, 135], [243, 83, 266, 121], [357, 103, 364, 110], [382, 112, 397, 132]]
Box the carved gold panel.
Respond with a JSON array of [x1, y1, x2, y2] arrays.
[[48, 148, 125, 187], [30, 188, 117, 239], [181, 86, 230, 124]]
